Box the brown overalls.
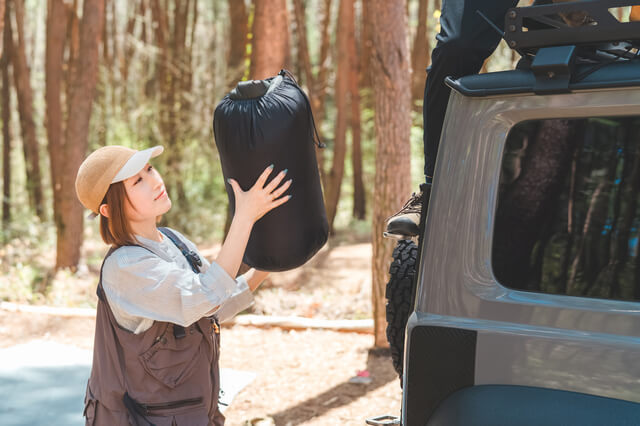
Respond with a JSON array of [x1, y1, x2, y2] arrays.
[[83, 245, 225, 426]]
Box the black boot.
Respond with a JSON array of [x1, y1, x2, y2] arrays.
[[384, 192, 423, 238], [384, 182, 431, 239]]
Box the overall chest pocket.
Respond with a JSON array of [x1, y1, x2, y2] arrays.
[[139, 325, 205, 389]]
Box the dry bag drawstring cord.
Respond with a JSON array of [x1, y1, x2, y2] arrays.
[[279, 69, 326, 149]]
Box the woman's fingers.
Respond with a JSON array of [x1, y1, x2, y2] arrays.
[[270, 194, 292, 209], [270, 179, 292, 199], [254, 164, 275, 189], [263, 168, 288, 193], [227, 178, 242, 196]]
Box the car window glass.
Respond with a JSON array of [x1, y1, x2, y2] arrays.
[[493, 116, 640, 301]]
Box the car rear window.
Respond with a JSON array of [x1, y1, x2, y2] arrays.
[[492, 116, 640, 301]]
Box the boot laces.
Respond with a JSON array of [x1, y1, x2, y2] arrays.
[[388, 192, 422, 219]]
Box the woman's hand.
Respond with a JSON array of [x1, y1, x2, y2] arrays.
[[227, 164, 292, 224], [243, 268, 270, 292], [215, 165, 291, 279]]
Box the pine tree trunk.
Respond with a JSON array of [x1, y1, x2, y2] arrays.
[[45, 0, 69, 267], [292, 0, 313, 89], [0, 0, 5, 58], [360, 0, 372, 89], [55, 0, 105, 269], [324, 0, 352, 233], [10, 0, 45, 220], [150, 0, 186, 212], [121, 0, 145, 109], [370, 0, 412, 348], [250, 0, 289, 80], [226, 0, 248, 89], [349, 0, 364, 220], [411, 0, 429, 104], [314, 0, 332, 182], [1, 5, 11, 230]]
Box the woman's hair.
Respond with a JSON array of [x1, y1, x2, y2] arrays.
[[99, 182, 138, 247]]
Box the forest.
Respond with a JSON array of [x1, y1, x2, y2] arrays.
[[0, 0, 558, 344]]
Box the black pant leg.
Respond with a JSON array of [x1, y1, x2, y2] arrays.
[[423, 0, 518, 179]]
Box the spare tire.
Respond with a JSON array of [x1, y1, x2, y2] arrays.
[[213, 70, 328, 271], [385, 239, 418, 383]]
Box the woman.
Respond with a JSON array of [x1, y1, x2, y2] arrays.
[[75, 145, 291, 425]]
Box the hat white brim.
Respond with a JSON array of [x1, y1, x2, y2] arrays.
[[111, 146, 164, 184]]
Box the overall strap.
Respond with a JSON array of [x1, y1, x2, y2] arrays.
[[158, 227, 203, 273], [96, 246, 120, 302], [158, 227, 205, 340]]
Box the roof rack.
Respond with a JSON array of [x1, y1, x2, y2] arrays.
[[505, 0, 640, 51], [501, 0, 640, 94]]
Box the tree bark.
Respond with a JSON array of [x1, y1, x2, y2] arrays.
[[292, 0, 313, 91], [226, 0, 248, 89], [370, 0, 412, 347], [360, 0, 372, 89], [45, 0, 69, 267], [349, 0, 364, 220], [324, 0, 353, 233], [0, 0, 5, 58], [411, 0, 429, 104], [1, 4, 10, 229], [250, 0, 289, 80], [291, 0, 329, 182], [10, 0, 45, 220], [121, 0, 145, 107], [50, 0, 104, 269], [150, 0, 181, 211], [313, 0, 332, 182]]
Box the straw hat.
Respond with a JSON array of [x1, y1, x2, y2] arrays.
[[75, 145, 164, 219]]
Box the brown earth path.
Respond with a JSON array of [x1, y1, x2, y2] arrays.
[[0, 238, 402, 425]]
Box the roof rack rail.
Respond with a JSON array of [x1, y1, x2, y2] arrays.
[[504, 0, 640, 51], [500, 1, 639, 94]]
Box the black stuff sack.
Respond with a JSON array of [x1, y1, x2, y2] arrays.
[[213, 70, 329, 272]]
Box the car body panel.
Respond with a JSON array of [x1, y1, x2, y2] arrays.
[[403, 85, 640, 423]]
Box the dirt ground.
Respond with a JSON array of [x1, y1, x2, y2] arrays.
[[0, 238, 403, 425]]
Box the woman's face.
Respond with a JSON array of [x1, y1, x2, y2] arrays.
[[122, 163, 171, 221]]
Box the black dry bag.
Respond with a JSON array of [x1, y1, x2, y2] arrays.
[[213, 70, 329, 271]]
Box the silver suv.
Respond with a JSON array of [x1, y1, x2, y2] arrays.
[[371, 2, 640, 425]]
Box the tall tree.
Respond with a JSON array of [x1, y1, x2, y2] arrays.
[[226, 0, 248, 89], [45, 0, 68, 263], [324, 0, 354, 233], [0, 0, 5, 58], [46, 0, 105, 270], [1, 3, 10, 230], [369, 0, 412, 347], [360, 0, 373, 89], [250, 0, 289, 80], [149, 0, 198, 218], [292, 0, 312, 89], [411, 0, 429, 104], [10, 0, 45, 220], [121, 0, 146, 109], [292, 0, 332, 180], [349, 0, 364, 220]]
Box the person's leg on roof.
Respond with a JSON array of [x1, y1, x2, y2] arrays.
[[385, 0, 517, 238], [424, 0, 518, 179]]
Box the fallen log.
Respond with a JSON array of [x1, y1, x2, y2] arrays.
[[0, 302, 374, 334]]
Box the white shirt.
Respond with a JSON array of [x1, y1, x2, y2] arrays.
[[101, 228, 253, 334]]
